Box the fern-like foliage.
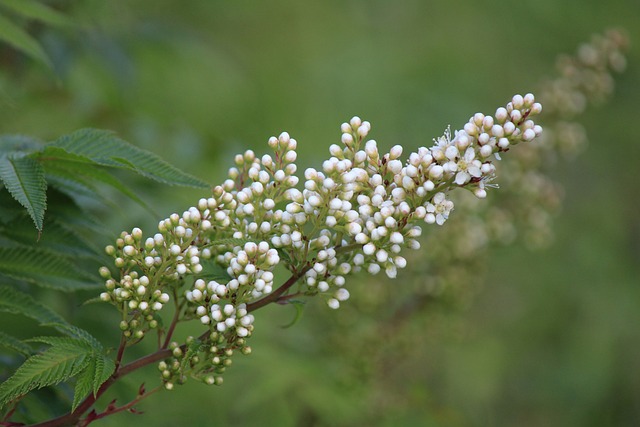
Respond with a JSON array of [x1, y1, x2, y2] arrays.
[[72, 354, 115, 412], [0, 287, 113, 410], [45, 129, 209, 188], [0, 338, 92, 408], [0, 128, 209, 233], [0, 126, 208, 415], [0, 154, 47, 231]]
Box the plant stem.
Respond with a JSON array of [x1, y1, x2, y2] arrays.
[[28, 349, 173, 427], [27, 243, 357, 426], [161, 292, 182, 349], [246, 264, 312, 313]]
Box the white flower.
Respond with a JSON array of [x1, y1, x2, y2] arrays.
[[454, 147, 482, 185], [425, 192, 454, 225]]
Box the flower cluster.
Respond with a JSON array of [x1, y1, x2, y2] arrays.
[[101, 93, 542, 387]]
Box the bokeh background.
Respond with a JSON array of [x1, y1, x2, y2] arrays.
[[1, 1, 638, 426]]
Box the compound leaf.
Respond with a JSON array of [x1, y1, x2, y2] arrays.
[[0, 154, 47, 231], [48, 129, 209, 188], [0, 342, 91, 408]]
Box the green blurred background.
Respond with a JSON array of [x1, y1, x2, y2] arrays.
[[1, 0, 639, 426]]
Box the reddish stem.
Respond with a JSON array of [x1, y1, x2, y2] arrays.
[[246, 264, 311, 313]]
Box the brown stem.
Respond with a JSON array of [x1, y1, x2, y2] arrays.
[[84, 386, 162, 425], [26, 242, 360, 426], [246, 264, 312, 313], [114, 335, 126, 369], [161, 293, 182, 349], [27, 349, 173, 427]]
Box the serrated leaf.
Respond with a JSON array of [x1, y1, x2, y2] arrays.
[[0, 331, 32, 356], [26, 336, 93, 351], [0, 247, 99, 291], [71, 353, 115, 412], [0, 344, 91, 407], [72, 360, 94, 413], [92, 354, 114, 395], [44, 171, 107, 207], [180, 340, 201, 372], [44, 188, 110, 238], [48, 129, 209, 188], [0, 0, 74, 27], [0, 13, 51, 68], [0, 214, 100, 259], [46, 323, 102, 351], [0, 154, 47, 231], [39, 154, 155, 214]]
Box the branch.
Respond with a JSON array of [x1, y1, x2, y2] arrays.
[[246, 263, 312, 313]]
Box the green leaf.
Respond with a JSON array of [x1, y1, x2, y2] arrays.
[[46, 323, 103, 351], [0, 0, 74, 27], [44, 171, 106, 206], [40, 154, 155, 213], [180, 340, 201, 372], [0, 247, 99, 291], [44, 188, 110, 238], [198, 259, 231, 282], [26, 336, 93, 351], [0, 342, 91, 408], [48, 129, 209, 188], [71, 360, 94, 413], [0, 214, 100, 259], [0, 285, 67, 327], [0, 331, 32, 356], [0, 154, 47, 231], [92, 354, 114, 395], [71, 354, 115, 412], [0, 13, 51, 68]]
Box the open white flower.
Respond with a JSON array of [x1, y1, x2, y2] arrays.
[[425, 192, 454, 225], [454, 147, 483, 185]]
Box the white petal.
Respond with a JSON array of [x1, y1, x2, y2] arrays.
[[455, 171, 469, 185], [468, 166, 482, 177]]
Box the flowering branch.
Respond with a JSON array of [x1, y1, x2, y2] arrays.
[[5, 93, 543, 426]]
